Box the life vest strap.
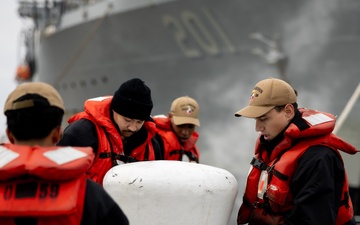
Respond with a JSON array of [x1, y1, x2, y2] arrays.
[[242, 197, 265, 209], [242, 196, 288, 217], [170, 150, 199, 163], [340, 192, 350, 209], [99, 152, 138, 163], [101, 126, 141, 164], [250, 157, 288, 181]]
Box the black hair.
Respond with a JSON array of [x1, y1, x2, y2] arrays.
[[5, 94, 64, 141], [274, 102, 298, 112]]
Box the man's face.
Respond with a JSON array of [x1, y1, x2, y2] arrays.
[[171, 122, 196, 143], [254, 105, 292, 141], [112, 111, 145, 138]]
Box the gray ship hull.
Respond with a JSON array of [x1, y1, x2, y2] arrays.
[[35, 0, 360, 113], [24, 0, 360, 223]]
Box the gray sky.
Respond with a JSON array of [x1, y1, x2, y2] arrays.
[[0, 1, 22, 138]]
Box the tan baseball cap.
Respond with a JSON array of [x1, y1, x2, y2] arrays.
[[170, 96, 200, 126], [234, 77, 297, 118], [4, 82, 65, 113]]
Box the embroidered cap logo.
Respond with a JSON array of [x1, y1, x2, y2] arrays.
[[183, 105, 194, 115], [249, 92, 258, 102], [249, 86, 263, 103]]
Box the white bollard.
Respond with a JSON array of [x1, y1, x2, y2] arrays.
[[103, 160, 238, 225]]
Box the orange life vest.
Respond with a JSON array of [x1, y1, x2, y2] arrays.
[[69, 96, 157, 185], [238, 108, 358, 225], [0, 144, 94, 225], [154, 116, 199, 162]]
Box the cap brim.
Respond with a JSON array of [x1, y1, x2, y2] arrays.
[[234, 105, 275, 118], [173, 116, 200, 126]]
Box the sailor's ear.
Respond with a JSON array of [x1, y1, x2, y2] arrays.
[[5, 128, 15, 144], [168, 112, 173, 119], [50, 126, 62, 145], [284, 104, 295, 119]]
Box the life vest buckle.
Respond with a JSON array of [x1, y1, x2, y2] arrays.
[[251, 157, 268, 171], [252, 201, 264, 209]]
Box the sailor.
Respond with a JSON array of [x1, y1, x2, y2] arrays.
[[1, 82, 129, 225], [58, 78, 161, 185], [153, 96, 200, 163], [234, 77, 358, 225]]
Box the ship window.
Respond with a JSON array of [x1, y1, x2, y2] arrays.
[[90, 79, 97, 86], [101, 76, 108, 83], [80, 80, 86, 87]]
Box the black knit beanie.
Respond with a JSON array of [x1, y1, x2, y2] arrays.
[[110, 78, 153, 120]]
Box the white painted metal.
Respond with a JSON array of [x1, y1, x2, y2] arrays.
[[335, 82, 360, 186], [103, 160, 238, 225], [334, 82, 360, 135]]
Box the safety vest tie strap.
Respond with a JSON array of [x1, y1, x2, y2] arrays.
[[99, 152, 138, 164], [340, 192, 350, 209], [99, 152, 117, 159], [250, 157, 288, 181], [116, 155, 138, 163], [170, 149, 199, 163]]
